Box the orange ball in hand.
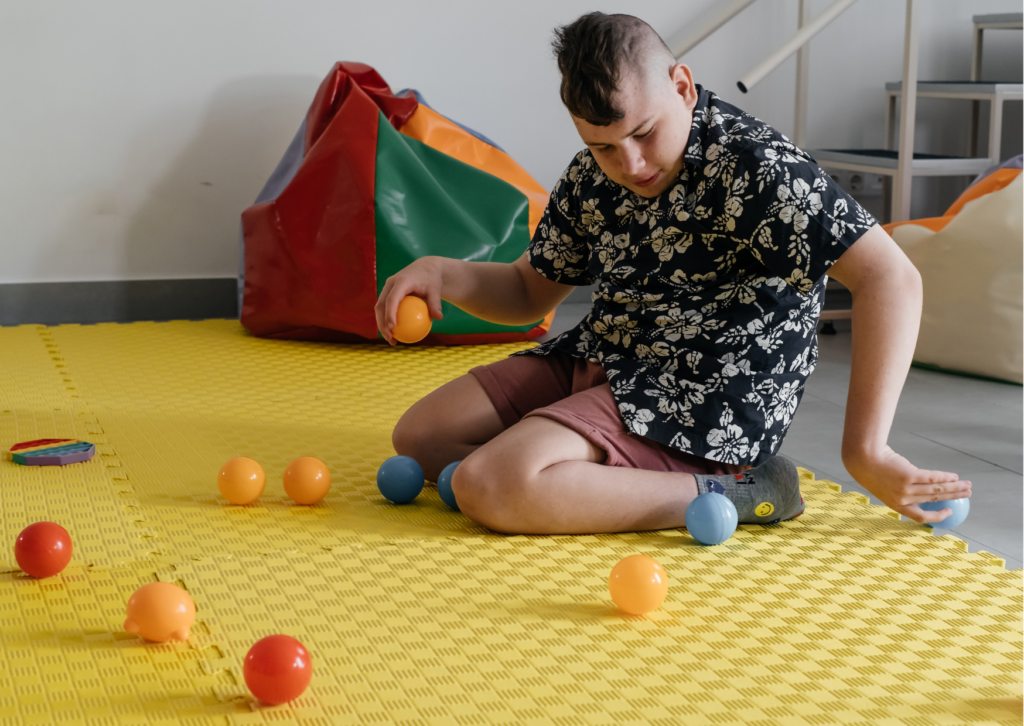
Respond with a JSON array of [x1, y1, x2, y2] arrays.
[[608, 555, 669, 615], [124, 582, 196, 642], [218, 457, 266, 505], [283, 457, 331, 505], [392, 296, 431, 344]]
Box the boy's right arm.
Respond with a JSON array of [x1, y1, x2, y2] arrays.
[[374, 253, 576, 345]]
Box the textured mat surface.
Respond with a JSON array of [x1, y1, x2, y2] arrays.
[[0, 320, 1020, 725]]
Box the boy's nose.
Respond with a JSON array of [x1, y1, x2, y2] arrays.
[[622, 148, 646, 177]]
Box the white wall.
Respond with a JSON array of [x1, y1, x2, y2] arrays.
[[0, 0, 1020, 284]]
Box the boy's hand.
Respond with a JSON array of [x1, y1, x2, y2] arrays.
[[374, 257, 445, 346], [844, 446, 972, 525]]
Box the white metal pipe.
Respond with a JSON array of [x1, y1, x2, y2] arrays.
[[893, 0, 919, 223], [671, 0, 759, 59], [793, 0, 811, 149], [737, 0, 859, 93]]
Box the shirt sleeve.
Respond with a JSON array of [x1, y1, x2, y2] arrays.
[[727, 143, 877, 294], [525, 153, 598, 286]]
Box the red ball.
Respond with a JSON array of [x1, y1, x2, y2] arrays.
[[243, 634, 312, 705], [14, 522, 73, 578]]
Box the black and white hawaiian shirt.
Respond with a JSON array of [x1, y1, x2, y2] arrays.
[[514, 85, 876, 466]]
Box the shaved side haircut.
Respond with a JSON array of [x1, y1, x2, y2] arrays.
[[552, 12, 677, 126]]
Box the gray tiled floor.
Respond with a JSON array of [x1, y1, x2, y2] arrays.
[[541, 304, 1023, 571]]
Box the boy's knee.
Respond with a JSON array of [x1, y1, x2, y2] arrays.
[[452, 451, 526, 534], [391, 411, 428, 462]]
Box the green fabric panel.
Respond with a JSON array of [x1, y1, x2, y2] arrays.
[[374, 112, 542, 335]]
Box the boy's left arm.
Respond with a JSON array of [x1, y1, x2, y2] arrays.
[[825, 224, 972, 524]]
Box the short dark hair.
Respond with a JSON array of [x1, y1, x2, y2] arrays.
[[552, 12, 674, 126]]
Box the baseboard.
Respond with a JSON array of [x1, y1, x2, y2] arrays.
[[0, 277, 855, 327], [0, 279, 238, 326]]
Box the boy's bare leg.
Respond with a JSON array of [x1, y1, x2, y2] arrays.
[[452, 416, 700, 535], [392, 374, 506, 482]]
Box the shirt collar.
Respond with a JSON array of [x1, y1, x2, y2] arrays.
[[683, 85, 712, 168]]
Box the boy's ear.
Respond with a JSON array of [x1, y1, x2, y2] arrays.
[[670, 63, 698, 109]]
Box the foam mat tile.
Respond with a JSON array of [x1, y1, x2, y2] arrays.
[[0, 562, 241, 725], [0, 320, 1019, 725]]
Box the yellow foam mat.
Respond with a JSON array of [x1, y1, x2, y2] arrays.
[[0, 320, 1020, 725]]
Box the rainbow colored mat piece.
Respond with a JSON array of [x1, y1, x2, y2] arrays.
[[240, 62, 554, 344], [4, 438, 95, 466]]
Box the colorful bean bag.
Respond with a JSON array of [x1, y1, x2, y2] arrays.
[[884, 158, 1022, 384], [240, 62, 553, 344]]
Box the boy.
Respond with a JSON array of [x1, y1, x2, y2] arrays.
[[374, 12, 971, 535]]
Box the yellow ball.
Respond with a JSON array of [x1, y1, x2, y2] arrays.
[[218, 457, 266, 505], [283, 456, 331, 505], [608, 555, 669, 615]]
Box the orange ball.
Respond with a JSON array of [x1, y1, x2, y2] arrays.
[[124, 582, 196, 642], [392, 296, 431, 344], [218, 457, 266, 505], [608, 555, 669, 615], [283, 457, 331, 505]]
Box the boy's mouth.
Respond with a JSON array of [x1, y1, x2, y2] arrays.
[[634, 172, 659, 188]]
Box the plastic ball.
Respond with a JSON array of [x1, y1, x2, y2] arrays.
[[392, 296, 432, 344], [218, 457, 266, 505], [377, 455, 424, 504], [283, 457, 331, 505], [14, 522, 73, 578], [124, 582, 196, 642], [921, 498, 970, 529], [686, 492, 739, 545], [244, 634, 313, 705], [608, 555, 669, 615], [437, 460, 461, 511]]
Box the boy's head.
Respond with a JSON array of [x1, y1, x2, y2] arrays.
[[553, 12, 698, 198]]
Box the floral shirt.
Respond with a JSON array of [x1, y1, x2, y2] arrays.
[[514, 85, 876, 466]]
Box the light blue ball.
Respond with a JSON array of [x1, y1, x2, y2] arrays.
[[377, 455, 424, 504], [437, 460, 461, 511], [921, 498, 970, 529], [686, 492, 738, 545]]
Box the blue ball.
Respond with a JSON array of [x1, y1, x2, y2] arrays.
[[920, 498, 970, 529], [686, 492, 738, 545], [377, 455, 424, 504], [437, 460, 461, 511]]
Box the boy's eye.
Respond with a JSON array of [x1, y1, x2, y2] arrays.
[[636, 128, 654, 139]]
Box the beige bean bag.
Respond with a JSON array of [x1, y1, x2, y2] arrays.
[[884, 168, 1022, 384]]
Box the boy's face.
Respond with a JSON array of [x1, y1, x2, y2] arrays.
[[573, 63, 698, 199]]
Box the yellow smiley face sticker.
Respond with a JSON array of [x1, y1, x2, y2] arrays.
[[755, 502, 774, 517]]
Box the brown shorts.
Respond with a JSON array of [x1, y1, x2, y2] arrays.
[[469, 350, 749, 476]]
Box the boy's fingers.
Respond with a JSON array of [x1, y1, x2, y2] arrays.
[[902, 504, 953, 525], [385, 285, 413, 342], [428, 290, 443, 320], [376, 280, 400, 345], [914, 469, 959, 484], [905, 479, 971, 503]]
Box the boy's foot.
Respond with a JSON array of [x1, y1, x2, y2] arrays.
[[693, 456, 805, 524]]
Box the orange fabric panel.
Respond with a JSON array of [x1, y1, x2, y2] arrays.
[[944, 168, 1021, 218], [399, 105, 549, 235], [884, 168, 1021, 235]]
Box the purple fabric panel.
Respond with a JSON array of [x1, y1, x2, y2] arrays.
[[239, 118, 309, 315]]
